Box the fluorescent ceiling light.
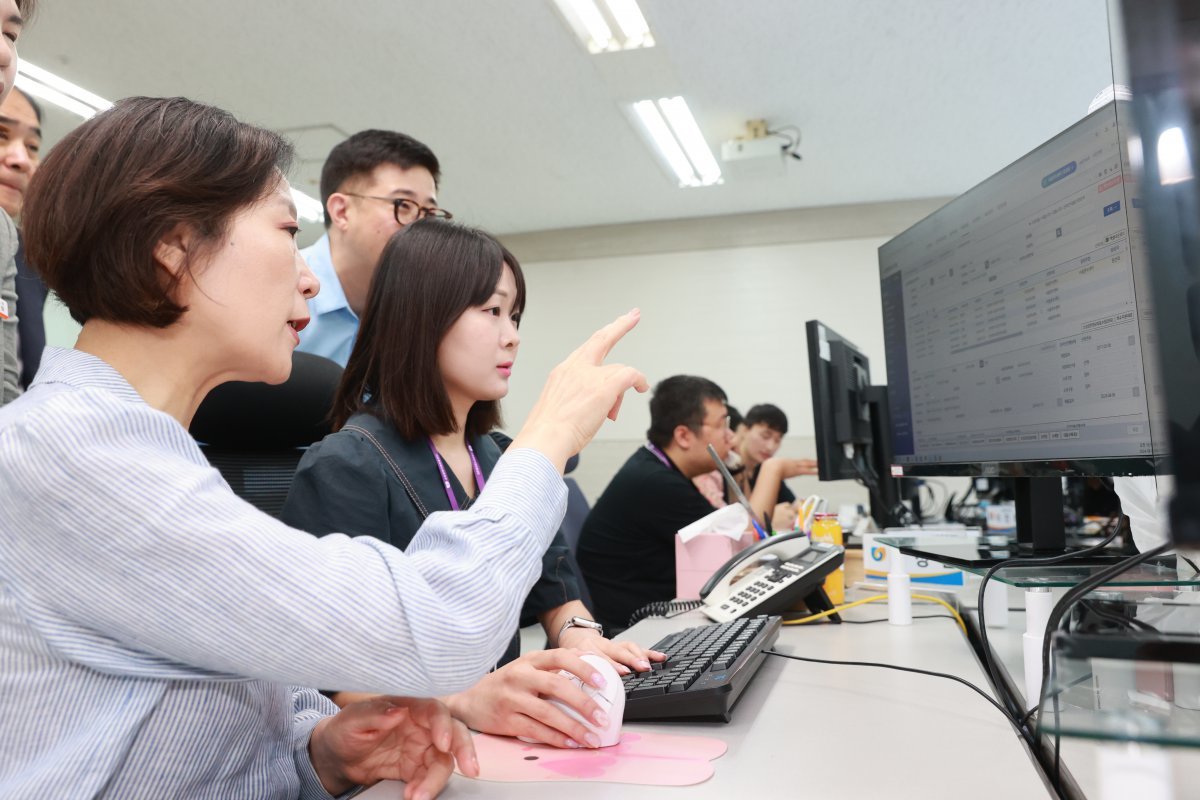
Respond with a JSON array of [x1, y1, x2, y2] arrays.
[[604, 0, 653, 48], [632, 97, 722, 188], [552, 0, 655, 53], [658, 96, 722, 186], [17, 60, 113, 120], [15, 61, 326, 222]]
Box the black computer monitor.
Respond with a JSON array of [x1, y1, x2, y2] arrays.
[[877, 99, 1165, 555], [1121, 0, 1200, 549], [805, 320, 911, 528]]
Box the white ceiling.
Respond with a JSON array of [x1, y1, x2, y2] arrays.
[[22, 0, 1118, 239]]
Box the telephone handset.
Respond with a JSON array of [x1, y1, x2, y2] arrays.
[[699, 530, 845, 624]]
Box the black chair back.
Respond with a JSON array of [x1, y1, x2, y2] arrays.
[[190, 352, 342, 519]]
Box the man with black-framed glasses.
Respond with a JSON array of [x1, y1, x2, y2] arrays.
[[297, 129, 451, 365]]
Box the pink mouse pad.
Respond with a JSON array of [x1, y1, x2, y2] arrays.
[[459, 731, 728, 786]]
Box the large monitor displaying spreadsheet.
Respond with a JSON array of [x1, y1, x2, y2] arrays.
[[878, 101, 1163, 477]]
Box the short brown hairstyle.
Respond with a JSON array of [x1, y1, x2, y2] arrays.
[[23, 96, 293, 327], [331, 218, 526, 438]]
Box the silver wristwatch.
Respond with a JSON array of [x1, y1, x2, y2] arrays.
[[558, 615, 604, 641]]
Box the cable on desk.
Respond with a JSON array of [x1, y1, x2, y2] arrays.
[[763, 649, 1017, 729], [782, 592, 967, 634], [626, 599, 701, 628], [1078, 599, 1160, 634], [1030, 541, 1172, 791], [844, 614, 957, 625], [975, 521, 1123, 731], [848, 452, 915, 527], [1018, 670, 1096, 729]]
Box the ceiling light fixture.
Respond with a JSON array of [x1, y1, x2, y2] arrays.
[[17, 60, 112, 120], [552, 0, 655, 53], [632, 97, 722, 188], [14, 61, 326, 222]]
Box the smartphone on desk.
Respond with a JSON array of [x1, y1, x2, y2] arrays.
[[699, 531, 844, 624]]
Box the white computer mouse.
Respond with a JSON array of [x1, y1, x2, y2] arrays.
[[521, 652, 625, 747]]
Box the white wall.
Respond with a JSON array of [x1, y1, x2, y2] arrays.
[[43, 293, 81, 350], [496, 199, 950, 507]]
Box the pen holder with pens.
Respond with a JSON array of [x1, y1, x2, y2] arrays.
[[796, 494, 827, 535]]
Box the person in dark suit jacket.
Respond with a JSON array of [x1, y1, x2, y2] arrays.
[[0, 87, 44, 390], [15, 242, 46, 388]]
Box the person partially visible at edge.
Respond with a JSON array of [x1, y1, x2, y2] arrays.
[[0, 0, 36, 404]]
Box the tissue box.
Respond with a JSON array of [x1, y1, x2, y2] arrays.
[[675, 531, 757, 600], [862, 530, 967, 587]]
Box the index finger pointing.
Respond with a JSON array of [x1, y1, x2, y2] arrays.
[[575, 309, 640, 365]]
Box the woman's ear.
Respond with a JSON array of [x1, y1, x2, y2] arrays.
[[153, 223, 193, 279]]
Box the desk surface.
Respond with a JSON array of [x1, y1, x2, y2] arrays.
[[362, 598, 1051, 799], [970, 582, 1200, 799]]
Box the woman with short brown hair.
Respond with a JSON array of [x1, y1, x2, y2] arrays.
[[1, 94, 646, 798]]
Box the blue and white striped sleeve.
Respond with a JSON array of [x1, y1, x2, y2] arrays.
[[2, 393, 567, 697]]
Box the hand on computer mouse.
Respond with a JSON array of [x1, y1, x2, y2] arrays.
[[442, 649, 612, 749]]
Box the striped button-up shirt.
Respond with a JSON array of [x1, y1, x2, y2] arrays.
[[0, 347, 566, 799]]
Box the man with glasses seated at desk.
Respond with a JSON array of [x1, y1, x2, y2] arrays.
[[297, 129, 452, 366], [577, 376, 735, 635], [578, 377, 822, 634]]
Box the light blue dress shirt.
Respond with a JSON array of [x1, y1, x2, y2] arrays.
[[297, 234, 360, 366], [0, 347, 567, 799]]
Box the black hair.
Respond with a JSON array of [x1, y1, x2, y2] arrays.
[[744, 403, 789, 435], [12, 87, 42, 124], [332, 218, 525, 438], [646, 375, 727, 448], [319, 129, 440, 227]]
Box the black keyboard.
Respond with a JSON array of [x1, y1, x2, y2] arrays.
[[622, 615, 781, 722]]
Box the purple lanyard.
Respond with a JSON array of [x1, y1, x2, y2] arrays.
[[427, 438, 487, 511], [644, 442, 676, 471]]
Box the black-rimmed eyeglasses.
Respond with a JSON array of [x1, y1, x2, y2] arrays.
[[341, 192, 453, 225]]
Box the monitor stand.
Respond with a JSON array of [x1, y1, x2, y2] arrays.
[[1015, 476, 1065, 553], [888, 477, 1130, 569]]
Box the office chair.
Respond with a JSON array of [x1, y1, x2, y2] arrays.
[[190, 351, 342, 519]]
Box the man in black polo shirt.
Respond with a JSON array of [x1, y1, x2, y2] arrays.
[[579, 379, 822, 632], [576, 376, 735, 633]]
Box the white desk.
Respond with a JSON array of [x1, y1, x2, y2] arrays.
[[362, 596, 1051, 799], [967, 582, 1200, 799]]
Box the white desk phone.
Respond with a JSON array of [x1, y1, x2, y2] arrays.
[[698, 530, 844, 624]]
